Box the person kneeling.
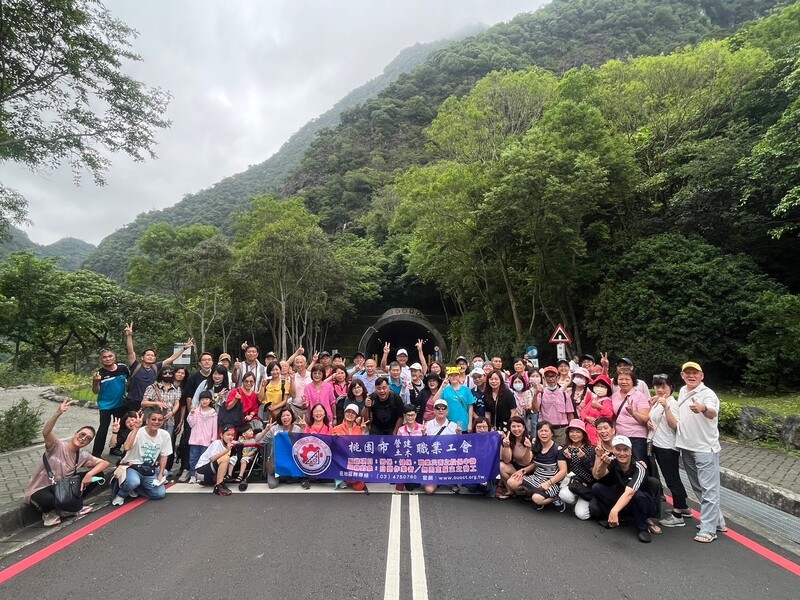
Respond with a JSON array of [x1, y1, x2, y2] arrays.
[[195, 425, 238, 496], [591, 435, 661, 543]]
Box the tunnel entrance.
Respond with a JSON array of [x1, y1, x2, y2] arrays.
[[358, 308, 448, 364]]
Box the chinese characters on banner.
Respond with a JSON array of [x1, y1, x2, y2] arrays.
[[274, 432, 501, 485]]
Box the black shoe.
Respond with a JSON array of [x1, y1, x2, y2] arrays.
[[213, 484, 232, 496], [238, 481, 248, 492], [301, 479, 311, 490], [637, 530, 652, 543]]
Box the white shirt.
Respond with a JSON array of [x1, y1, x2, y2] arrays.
[[649, 397, 679, 449], [424, 418, 459, 435], [674, 383, 721, 453]]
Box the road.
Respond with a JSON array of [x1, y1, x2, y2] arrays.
[[0, 484, 798, 599]]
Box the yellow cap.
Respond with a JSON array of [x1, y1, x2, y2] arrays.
[[446, 366, 461, 376], [681, 361, 702, 372]]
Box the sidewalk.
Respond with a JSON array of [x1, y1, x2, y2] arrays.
[[1, 389, 799, 539]]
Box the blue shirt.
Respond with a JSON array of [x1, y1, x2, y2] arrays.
[[97, 364, 130, 410], [441, 385, 475, 431]]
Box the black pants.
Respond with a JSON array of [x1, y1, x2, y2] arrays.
[[29, 474, 98, 513], [592, 482, 658, 532], [93, 406, 127, 457], [652, 445, 689, 510]]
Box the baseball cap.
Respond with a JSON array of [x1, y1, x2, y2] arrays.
[[617, 357, 634, 367], [470, 367, 485, 377], [409, 362, 423, 371], [218, 353, 231, 362], [344, 403, 361, 414], [542, 366, 558, 375], [403, 403, 417, 414], [433, 399, 448, 408], [396, 348, 408, 356], [446, 366, 461, 376], [681, 361, 703, 372], [611, 435, 632, 448]]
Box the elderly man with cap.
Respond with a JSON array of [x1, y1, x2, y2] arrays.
[[537, 366, 575, 446], [380, 340, 428, 381], [591, 434, 661, 543], [675, 361, 726, 543], [332, 403, 370, 492], [423, 398, 461, 494], [470, 367, 489, 426], [348, 351, 367, 378]]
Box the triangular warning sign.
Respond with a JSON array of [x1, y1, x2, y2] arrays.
[[548, 323, 573, 344]]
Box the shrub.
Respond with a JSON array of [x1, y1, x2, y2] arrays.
[[0, 398, 43, 452], [717, 401, 741, 433]]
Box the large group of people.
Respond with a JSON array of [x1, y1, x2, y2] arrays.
[[24, 326, 725, 545]]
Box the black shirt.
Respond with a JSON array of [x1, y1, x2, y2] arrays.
[[368, 391, 404, 435]]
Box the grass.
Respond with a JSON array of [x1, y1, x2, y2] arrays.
[[719, 391, 800, 418]]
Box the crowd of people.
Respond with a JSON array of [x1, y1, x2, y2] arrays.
[[24, 325, 725, 545]]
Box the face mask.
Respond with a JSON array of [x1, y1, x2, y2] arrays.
[[161, 374, 174, 382], [594, 386, 608, 397], [512, 382, 524, 392], [573, 376, 586, 386], [546, 384, 558, 391], [474, 361, 484, 370]]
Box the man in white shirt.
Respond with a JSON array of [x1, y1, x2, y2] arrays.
[[674, 361, 726, 543]]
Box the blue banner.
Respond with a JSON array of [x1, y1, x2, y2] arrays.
[[274, 432, 501, 485]]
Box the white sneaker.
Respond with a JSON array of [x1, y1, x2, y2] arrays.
[[188, 476, 197, 484], [42, 511, 61, 526], [178, 469, 190, 483], [111, 495, 125, 506]]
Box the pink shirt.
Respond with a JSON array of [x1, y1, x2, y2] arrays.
[[188, 408, 218, 446], [610, 388, 650, 438], [538, 387, 575, 427], [304, 382, 336, 422], [397, 422, 425, 436]]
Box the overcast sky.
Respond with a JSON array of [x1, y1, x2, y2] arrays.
[[6, 0, 543, 246]]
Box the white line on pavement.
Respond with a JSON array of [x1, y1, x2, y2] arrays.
[[409, 494, 429, 600], [384, 493, 402, 600]]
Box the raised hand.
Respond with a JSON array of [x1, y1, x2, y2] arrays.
[[416, 339, 424, 350], [383, 342, 391, 354], [297, 416, 308, 428], [360, 419, 370, 432], [57, 399, 72, 414], [241, 340, 249, 350], [92, 371, 101, 382], [600, 352, 609, 368], [124, 322, 133, 336], [523, 436, 532, 448], [111, 416, 121, 432]]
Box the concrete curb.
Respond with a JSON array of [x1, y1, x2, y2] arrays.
[[720, 467, 800, 518]]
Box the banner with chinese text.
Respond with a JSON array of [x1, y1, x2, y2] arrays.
[[274, 432, 501, 485]]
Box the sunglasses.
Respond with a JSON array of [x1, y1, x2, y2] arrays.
[[76, 432, 94, 442], [434, 406, 447, 411]]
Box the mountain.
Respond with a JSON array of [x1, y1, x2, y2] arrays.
[[0, 226, 95, 271], [81, 33, 484, 282]]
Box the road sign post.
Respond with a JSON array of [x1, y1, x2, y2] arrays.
[[548, 324, 572, 364]]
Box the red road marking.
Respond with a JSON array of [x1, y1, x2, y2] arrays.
[[664, 494, 800, 577], [0, 497, 147, 584]]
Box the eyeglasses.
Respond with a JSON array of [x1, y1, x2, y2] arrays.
[[434, 406, 447, 411], [76, 432, 94, 442], [149, 417, 165, 423]]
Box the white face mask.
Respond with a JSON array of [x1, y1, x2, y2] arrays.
[[473, 361, 484, 370], [512, 382, 524, 392], [546, 384, 559, 391], [594, 386, 609, 398], [573, 376, 586, 386]]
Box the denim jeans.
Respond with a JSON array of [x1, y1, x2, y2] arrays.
[[189, 444, 207, 475], [119, 467, 167, 500], [525, 411, 538, 436]]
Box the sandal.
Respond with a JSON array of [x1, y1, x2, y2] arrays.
[[694, 530, 717, 543], [646, 519, 663, 535], [696, 524, 728, 533], [496, 493, 513, 500]]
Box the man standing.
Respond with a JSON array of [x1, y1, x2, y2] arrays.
[[175, 351, 215, 482], [674, 361, 726, 543], [91, 348, 130, 457], [363, 377, 404, 435], [232, 343, 267, 389], [361, 358, 380, 395], [124, 323, 192, 412]]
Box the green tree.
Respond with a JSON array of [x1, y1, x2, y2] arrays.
[[587, 234, 780, 382], [128, 224, 231, 352], [743, 291, 800, 391], [0, 0, 170, 239]]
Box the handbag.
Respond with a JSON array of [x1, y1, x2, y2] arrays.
[[42, 451, 83, 513]]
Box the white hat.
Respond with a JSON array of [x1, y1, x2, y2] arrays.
[[433, 399, 448, 408], [344, 403, 361, 414], [611, 435, 632, 448], [470, 368, 485, 377], [409, 362, 423, 371], [396, 348, 408, 356]]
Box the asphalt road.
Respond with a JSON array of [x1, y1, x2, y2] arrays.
[[0, 485, 798, 599]]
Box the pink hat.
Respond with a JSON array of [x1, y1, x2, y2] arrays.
[[572, 367, 590, 380], [566, 418, 586, 433]]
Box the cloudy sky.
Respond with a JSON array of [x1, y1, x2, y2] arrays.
[[7, 0, 544, 246]]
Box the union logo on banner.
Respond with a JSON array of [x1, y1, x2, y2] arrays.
[[291, 436, 332, 476]]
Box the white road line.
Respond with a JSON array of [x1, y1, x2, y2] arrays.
[[384, 493, 402, 600], [408, 494, 429, 600]]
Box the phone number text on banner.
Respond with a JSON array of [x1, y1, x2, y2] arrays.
[[274, 431, 501, 484]]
